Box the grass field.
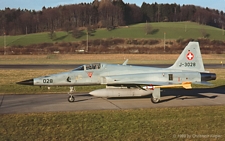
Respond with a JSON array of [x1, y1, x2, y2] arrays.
[[0, 22, 224, 47], [1, 54, 225, 64], [1, 106, 225, 140]]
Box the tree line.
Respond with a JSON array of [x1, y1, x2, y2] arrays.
[[0, 0, 224, 36]]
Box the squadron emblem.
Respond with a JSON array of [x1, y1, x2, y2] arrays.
[[87, 72, 93, 78]]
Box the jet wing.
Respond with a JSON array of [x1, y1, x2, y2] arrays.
[[104, 75, 180, 86], [103, 72, 212, 89], [107, 80, 212, 86], [107, 80, 174, 86], [192, 81, 213, 85], [106, 80, 193, 89]]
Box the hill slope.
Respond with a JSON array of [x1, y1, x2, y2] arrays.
[[0, 22, 224, 47]]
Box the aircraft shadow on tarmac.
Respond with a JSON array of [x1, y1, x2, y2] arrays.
[[105, 86, 225, 103], [74, 94, 98, 102], [75, 98, 93, 102]]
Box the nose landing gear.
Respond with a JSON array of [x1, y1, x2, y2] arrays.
[[68, 95, 75, 102], [68, 87, 75, 102]]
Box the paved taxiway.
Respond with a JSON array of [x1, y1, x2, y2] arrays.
[[1, 88, 225, 114]]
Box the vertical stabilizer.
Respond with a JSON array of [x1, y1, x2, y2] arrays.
[[169, 42, 205, 72]]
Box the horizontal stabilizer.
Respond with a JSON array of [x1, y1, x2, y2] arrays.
[[193, 81, 213, 86]]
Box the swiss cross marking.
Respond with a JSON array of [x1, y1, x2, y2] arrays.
[[186, 51, 194, 60]]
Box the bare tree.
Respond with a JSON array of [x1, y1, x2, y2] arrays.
[[72, 27, 83, 38], [48, 30, 56, 40], [145, 21, 152, 35]]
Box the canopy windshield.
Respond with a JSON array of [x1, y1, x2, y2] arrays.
[[72, 65, 84, 71], [72, 63, 101, 71], [86, 63, 101, 70]]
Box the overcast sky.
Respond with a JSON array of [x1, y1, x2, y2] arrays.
[[1, 0, 225, 12]]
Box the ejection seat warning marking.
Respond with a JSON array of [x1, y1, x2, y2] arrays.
[[75, 75, 82, 80]]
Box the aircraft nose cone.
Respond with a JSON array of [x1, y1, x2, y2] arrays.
[[16, 79, 34, 85]]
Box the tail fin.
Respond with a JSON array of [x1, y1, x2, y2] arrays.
[[169, 42, 205, 72]]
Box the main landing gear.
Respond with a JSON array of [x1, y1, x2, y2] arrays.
[[68, 87, 75, 102], [151, 88, 161, 104], [151, 96, 160, 103]]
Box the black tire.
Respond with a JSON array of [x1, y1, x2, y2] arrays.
[[68, 96, 75, 102], [151, 96, 160, 104]]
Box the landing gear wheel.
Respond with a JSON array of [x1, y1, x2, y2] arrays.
[[68, 95, 75, 102], [151, 96, 160, 104], [67, 87, 75, 102]]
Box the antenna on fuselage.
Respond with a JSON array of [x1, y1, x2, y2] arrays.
[[122, 59, 129, 65]]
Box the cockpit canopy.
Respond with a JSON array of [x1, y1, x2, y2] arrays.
[[86, 63, 101, 70], [73, 63, 102, 71]]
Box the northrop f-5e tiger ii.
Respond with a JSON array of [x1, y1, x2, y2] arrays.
[[17, 42, 216, 103]]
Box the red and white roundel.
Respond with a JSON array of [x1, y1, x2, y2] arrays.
[[186, 51, 194, 60]]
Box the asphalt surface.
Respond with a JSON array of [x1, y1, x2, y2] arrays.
[[1, 87, 225, 114], [0, 64, 224, 69]]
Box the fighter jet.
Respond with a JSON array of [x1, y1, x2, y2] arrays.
[[17, 42, 216, 103]]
